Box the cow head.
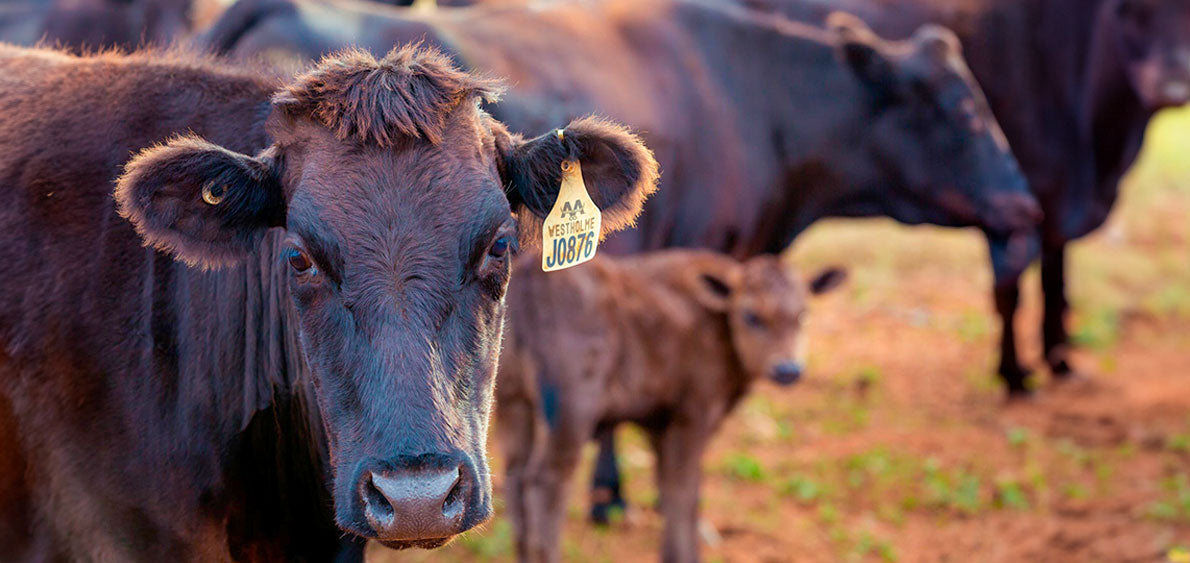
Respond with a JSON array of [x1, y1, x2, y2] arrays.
[[115, 46, 658, 549], [827, 13, 1040, 249], [1111, 0, 1190, 109], [691, 255, 844, 386]]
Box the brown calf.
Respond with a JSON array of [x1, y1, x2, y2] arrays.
[[497, 250, 843, 563]]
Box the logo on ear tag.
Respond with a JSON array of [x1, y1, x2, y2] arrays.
[[542, 158, 601, 272]]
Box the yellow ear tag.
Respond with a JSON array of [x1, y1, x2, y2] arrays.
[[541, 157, 601, 272]]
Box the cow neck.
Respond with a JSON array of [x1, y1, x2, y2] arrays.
[[215, 230, 339, 559], [234, 231, 311, 420]]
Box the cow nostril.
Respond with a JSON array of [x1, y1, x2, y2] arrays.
[[363, 476, 396, 529], [443, 473, 465, 519]]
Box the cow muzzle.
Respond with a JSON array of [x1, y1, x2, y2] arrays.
[[352, 452, 486, 548], [983, 191, 1043, 237], [770, 361, 804, 386]]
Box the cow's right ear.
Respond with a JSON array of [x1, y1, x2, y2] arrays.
[[495, 116, 659, 247], [828, 12, 897, 91], [116, 135, 286, 269]]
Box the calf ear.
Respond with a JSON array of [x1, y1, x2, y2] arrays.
[[116, 135, 286, 269], [497, 116, 659, 246], [686, 267, 740, 313], [828, 12, 897, 91], [809, 267, 847, 295]]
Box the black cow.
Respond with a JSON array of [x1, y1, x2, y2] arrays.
[[0, 44, 657, 560], [742, 0, 1190, 395]]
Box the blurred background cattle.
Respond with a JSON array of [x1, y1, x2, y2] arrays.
[[0, 0, 1187, 561]]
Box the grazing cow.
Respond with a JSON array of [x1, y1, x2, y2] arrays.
[[739, 0, 1190, 395], [498, 250, 844, 563], [200, 0, 1041, 524], [0, 44, 657, 561], [0, 0, 192, 50]]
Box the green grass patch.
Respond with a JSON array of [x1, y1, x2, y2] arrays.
[[1168, 433, 1190, 454], [780, 474, 827, 505], [994, 478, 1031, 510], [853, 531, 899, 562], [721, 452, 768, 483], [1146, 473, 1190, 522], [1070, 307, 1120, 350], [1006, 427, 1032, 449], [458, 518, 514, 558]]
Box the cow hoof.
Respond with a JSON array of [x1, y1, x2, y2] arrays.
[[1051, 370, 1097, 395], [1004, 388, 1037, 403], [588, 493, 627, 526], [1000, 364, 1036, 400], [1051, 369, 1087, 382], [1049, 360, 1087, 383]]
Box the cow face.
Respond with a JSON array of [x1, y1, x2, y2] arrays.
[[115, 47, 657, 549], [829, 13, 1040, 241], [1113, 0, 1190, 109], [693, 256, 844, 386]]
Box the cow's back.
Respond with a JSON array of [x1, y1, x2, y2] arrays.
[[437, 2, 754, 253], [208, 0, 756, 254]]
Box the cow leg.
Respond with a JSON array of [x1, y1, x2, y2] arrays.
[[589, 425, 626, 525], [651, 422, 708, 563], [520, 416, 591, 563], [499, 396, 545, 563], [995, 279, 1031, 396], [1041, 244, 1074, 379]]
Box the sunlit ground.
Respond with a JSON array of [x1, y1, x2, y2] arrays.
[[376, 107, 1190, 562]]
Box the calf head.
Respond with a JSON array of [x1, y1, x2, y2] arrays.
[[115, 46, 658, 548], [1111, 0, 1190, 109], [827, 13, 1040, 244], [690, 255, 844, 386]]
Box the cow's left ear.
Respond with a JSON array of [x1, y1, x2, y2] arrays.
[[829, 11, 898, 92], [496, 116, 659, 246], [683, 264, 741, 314], [116, 135, 286, 269]]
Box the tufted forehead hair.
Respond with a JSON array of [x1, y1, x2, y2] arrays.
[[271, 44, 504, 146], [741, 256, 802, 297]]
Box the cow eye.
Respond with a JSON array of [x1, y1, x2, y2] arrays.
[[489, 236, 511, 258], [286, 247, 315, 275]]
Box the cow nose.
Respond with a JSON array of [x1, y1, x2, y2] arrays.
[[771, 362, 804, 386], [360, 463, 467, 542]]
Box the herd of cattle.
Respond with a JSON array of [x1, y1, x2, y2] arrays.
[[0, 0, 1186, 561]]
